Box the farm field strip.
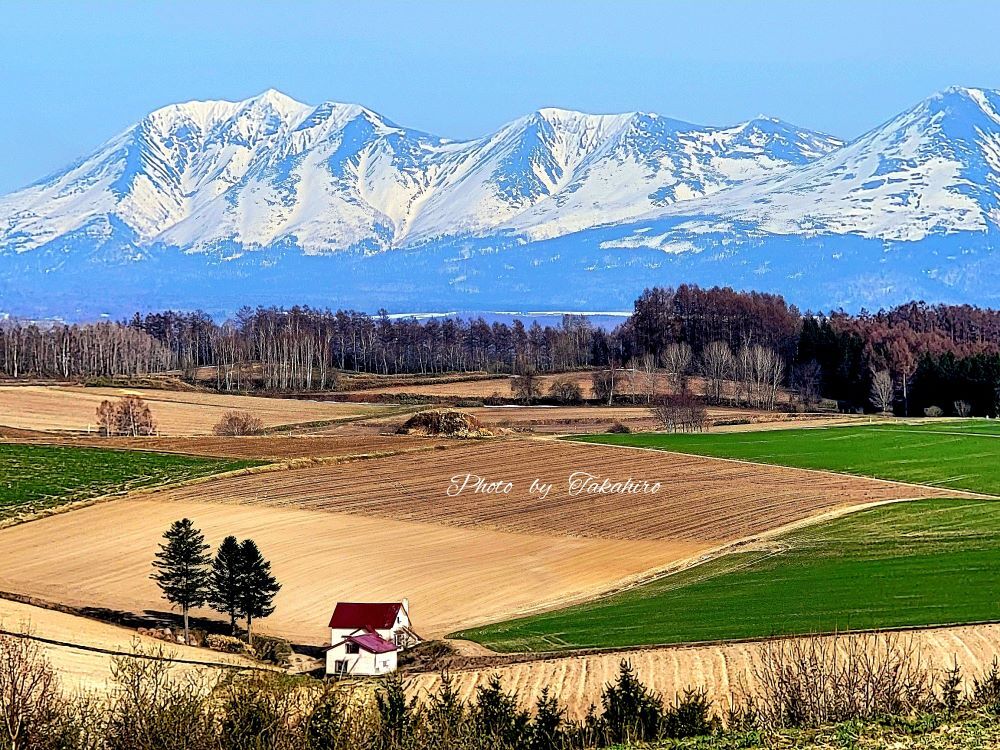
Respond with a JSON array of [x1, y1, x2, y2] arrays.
[[0, 498, 687, 641], [574, 422, 1000, 496], [0, 385, 386, 435], [150, 438, 955, 542], [4, 434, 448, 460], [409, 623, 1000, 720], [454, 498, 1000, 652], [0, 443, 260, 521], [0, 598, 255, 692]]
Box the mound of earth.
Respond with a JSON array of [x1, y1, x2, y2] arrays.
[[397, 409, 494, 438]]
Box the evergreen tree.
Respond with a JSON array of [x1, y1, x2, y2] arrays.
[[150, 518, 210, 645], [207, 535, 242, 635], [530, 687, 567, 750], [237, 539, 280, 643]]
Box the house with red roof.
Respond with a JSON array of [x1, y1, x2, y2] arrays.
[[325, 600, 419, 677]]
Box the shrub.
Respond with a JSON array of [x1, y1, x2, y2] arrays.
[[548, 377, 584, 405], [471, 675, 530, 748], [206, 633, 254, 657], [607, 421, 631, 434], [218, 673, 297, 750], [0, 633, 81, 750], [954, 400, 972, 417], [104, 646, 218, 750], [752, 633, 934, 729], [663, 687, 717, 738], [213, 410, 264, 436], [599, 660, 663, 744], [924, 405, 944, 417], [973, 657, 1000, 712], [250, 633, 293, 666]]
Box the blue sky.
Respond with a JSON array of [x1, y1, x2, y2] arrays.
[[2, 0, 998, 193]]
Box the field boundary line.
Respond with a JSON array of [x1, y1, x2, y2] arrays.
[[0, 627, 269, 671], [564, 436, 999, 500]]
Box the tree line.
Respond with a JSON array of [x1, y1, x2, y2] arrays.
[[4, 285, 1000, 413]]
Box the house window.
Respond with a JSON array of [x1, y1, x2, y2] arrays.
[[346, 642, 360, 654]]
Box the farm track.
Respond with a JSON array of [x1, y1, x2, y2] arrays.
[[154, 438, 958, 542]]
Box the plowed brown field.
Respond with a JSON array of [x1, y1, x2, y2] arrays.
[[0, 499, 691, 641], [155, 439, 954, 541], [6, 434, 447, 460], [0, 385, 385, 435], [408, 624, 1000, 719]]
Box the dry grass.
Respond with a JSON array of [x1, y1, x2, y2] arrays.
[[409, 624, 1000, 719], [0, 385, 385, 435], [0, 499, 688, 641], [0, 597, 255, 693]]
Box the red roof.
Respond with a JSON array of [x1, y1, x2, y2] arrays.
[[329, 602, 402, 630], [345, 631, 398, 654]]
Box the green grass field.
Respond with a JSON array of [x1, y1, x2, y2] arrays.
[[571, 420, 1000, 496], [454, 498, 1000, 651], [0, 443, 261, 520]]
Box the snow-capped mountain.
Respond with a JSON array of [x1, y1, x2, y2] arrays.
[[0, 90, 841, 256], [625, 86, 1000, 243], [2, 87, 999, 318]]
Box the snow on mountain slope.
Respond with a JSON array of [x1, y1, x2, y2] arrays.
[[0, 91, 842, 256], [635, 86, 1000, 243], [500, 114, 844, 241]]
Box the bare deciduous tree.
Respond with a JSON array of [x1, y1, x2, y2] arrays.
[[638, 353, 660, 404], [592, 360, 621, 405], [699, 341, 735, 404], [96, 396, 157, 436], [869, 369, 894, 415], [650, 394, 707, 433], [510, 357, 542, 404], [662, 342, 693, 394]]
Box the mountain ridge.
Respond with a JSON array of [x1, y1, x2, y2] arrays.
[[2, 87, 999, 318]]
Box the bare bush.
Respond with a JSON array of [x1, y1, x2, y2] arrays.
[[102, 644, 218, 750], [651, 394, 707, 433], [954, 400, 972, 417], [212, 410, 264, 436], [96, 395, 157, 436], [0, 632, 79, 750], [924, 405, 944, 417], [751, 632, 935, 729], [547, 377, 584, 405]]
